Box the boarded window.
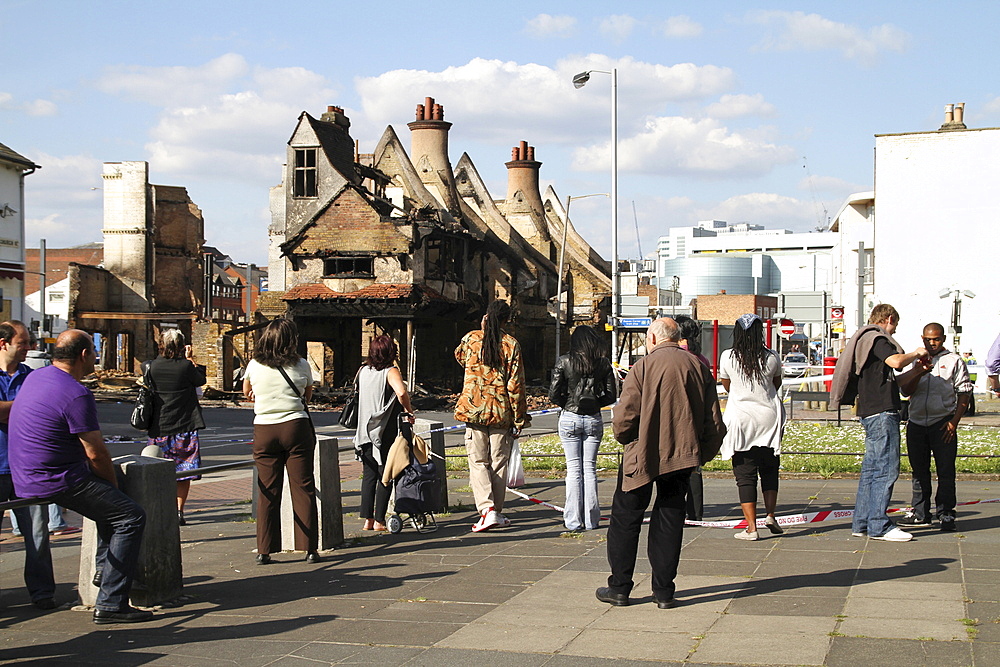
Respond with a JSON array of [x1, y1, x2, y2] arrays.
[[324, 257, 374, 278]]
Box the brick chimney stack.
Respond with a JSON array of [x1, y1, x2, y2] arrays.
[[407, 96, 459, 211], [940, 102, 967, 131], [320, 105, 350, 129], [505, 140, 544, 215]]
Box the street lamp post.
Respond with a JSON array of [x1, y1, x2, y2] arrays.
[[573, 67, 619, 363], [939, 287, 976, 352], [555, 193, 609, 364]]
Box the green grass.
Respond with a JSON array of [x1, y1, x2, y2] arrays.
[[460, 422, 1000, 476]]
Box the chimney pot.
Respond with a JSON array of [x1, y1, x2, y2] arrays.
[[327, 105, 335, 112], [955, 102, 965, 123], [527, 146, 535, 161], [424, 97, 434, 120], [944, 104, 955, 123]]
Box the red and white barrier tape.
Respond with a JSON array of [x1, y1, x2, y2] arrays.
[[505, 486, 1000, 529]]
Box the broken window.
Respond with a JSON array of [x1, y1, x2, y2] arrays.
[[293, 148, 317, 197], [324, 257, 374, 278], [426, 238, 464, 280]]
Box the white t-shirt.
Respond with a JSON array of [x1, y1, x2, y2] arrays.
[[718, 348, 784, 459], [244, 358, 313, 425]]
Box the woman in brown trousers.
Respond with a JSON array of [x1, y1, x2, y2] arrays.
[[242, 319, 320, 564]]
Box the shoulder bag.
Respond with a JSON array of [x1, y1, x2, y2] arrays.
[[130, 362, 156, 431], [338, 368, 361, 429]]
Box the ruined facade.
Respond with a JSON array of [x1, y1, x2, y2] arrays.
[[267, 100, 611, 388], [69, 162, 205, 373]]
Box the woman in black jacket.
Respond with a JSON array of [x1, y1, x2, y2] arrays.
[[145, 329, 206, 526], [549, 325, 617, 532]]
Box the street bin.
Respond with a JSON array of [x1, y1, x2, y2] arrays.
[[824, 356, 837, 392]]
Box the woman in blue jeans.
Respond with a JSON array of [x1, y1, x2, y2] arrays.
[[549, 326, 618, 532]]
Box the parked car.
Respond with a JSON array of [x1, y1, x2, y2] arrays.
[[783, 353, 810, 377]]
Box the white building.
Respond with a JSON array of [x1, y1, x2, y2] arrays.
[[0, 142, 39, 321], [828, 192, 875, 342], [24, 276, 70, 335], [870, 104, 1000, 364], [656, 221, 837, 305]]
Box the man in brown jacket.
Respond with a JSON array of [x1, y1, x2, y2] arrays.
[[597, 318, 725, 608]]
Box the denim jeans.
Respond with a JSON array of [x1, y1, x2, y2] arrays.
[[50, 475, 146, 612], [558, 411, 603, 530], [853, 410, 901, 536], [10, 502, 68, 535], [0, 473, 55, 602]]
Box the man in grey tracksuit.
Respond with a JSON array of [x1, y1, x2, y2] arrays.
[[898, 322, 972, 532]]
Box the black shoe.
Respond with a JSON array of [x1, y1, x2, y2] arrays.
[[654, 596, 678, 609], [178, 512, 186, 526], [940, 517, 957, 532], [33, 598, 57, 611], [305, 552, 322, 564], [256, 553, 272, 565], [93, 607, 154, 624], [595, 587, 629, 607], [896, 514, 932, 527], [92, 569, 103, 588]]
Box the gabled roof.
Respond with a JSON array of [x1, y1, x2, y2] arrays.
[[279, 182, 397, 257], [283, 282, 450, 303], [297, 112, 361, 186], [0, 141, 40, 170]]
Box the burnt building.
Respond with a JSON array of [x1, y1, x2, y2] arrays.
[[266, 99, 611, 388]]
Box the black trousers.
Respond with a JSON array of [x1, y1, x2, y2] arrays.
[[685, 467, 704, 521], [732, 447, 780, 504], [359, 440, 392, 523], [606, 466, 691, 599], [907, 418, 957, 521]]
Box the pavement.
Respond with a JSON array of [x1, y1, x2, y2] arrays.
[[3, 460, 1000, 666]]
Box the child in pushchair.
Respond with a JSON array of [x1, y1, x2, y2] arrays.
[[380, 417, 441, 533]]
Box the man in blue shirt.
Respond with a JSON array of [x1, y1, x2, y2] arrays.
[[0, 320, 56, 609]]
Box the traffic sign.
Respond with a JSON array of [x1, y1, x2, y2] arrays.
[[619, 317, 652, 328], [778, 319, 795, 337], [830, 306, 844, 320]]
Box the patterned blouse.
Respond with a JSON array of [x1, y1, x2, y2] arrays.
[[453, 329, 530, 430]]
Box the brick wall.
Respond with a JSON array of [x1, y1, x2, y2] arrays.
[[696, 294, 777, 324]]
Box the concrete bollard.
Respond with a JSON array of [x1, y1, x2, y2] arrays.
[[414, 419, 449, 512], [278, 434, 343, 551], [79, 454, 181, 608]]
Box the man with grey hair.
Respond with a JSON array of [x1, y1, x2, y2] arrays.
[[597, 317, 726, 609]]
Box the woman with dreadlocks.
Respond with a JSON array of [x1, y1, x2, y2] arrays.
[[454, 299, 531, 532], [719, 314, 785, 540]]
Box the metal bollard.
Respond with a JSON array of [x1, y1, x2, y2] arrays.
[[79, 454, 181, 607]]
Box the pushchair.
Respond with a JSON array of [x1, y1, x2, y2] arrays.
[[382, 418, 440, 534]]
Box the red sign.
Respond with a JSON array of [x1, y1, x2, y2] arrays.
[[830, 306, 844, 320], [778, 319, 795, 336]]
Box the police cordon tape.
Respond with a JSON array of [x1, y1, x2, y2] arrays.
[[504, 488, 1000, 529]]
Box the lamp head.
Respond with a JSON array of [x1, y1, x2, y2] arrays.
[[572, 71, 591, 89], [938, 288, 952, 299]]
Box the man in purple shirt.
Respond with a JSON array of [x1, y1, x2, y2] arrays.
[[9, 330, 152, 624], [0, 320, 55, 609], [986, 332, 1000, 397]]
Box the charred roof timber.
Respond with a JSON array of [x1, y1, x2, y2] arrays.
[[940, 103, 967, 131]]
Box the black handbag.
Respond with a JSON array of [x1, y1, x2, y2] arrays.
[[339, 370, 360, 428], [130, 364, 155, 431]]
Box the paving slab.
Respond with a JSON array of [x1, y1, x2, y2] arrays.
[[825, 636, 973, 667], [691, 631, 832, 665], [838, 616, 968, 641], [560, 628, 697, 662], [435, 621, 582, 653]]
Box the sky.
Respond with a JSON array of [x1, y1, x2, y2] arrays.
[[4, 1, 1000, 267]]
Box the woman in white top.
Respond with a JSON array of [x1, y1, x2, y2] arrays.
[[353, 334, 414, 532], [719, 314, 785, 541], [242, 319, 319, 564]]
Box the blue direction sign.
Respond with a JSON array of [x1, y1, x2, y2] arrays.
[[618, 317, 652, 328]]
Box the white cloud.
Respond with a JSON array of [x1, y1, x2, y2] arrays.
[[599, 15, 638, 42], [96, 53, 251, 106], [748, 11, 909, 65], [705, 93, 776, 119], [660, 15, 703, 39], [524, 14, 577, 38], [704, 193, 815, 229], [573, 116, 795, 177], [980, 97, 1000, 117], [0, 92, 58, 116], [356, 55, 736, 145], [95, 56, 337, 183], [22, 153, 104, 247]]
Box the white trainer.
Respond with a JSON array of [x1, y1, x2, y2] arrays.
[[472, 509, 500, 533], [871, 527, 912, 542]]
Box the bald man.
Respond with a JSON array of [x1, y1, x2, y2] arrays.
[[597, 318, 725, 609], [9, 330, 152, 624]]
